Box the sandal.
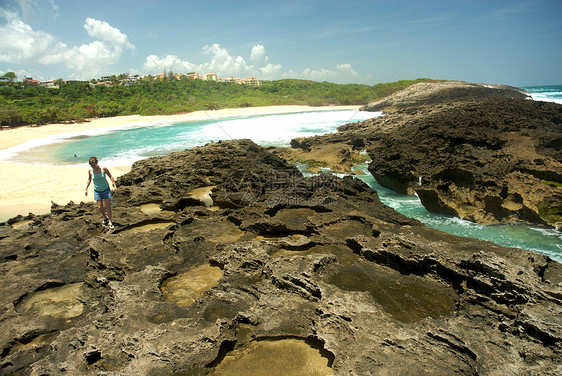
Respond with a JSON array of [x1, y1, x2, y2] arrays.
[[108, 222, 114, 230]]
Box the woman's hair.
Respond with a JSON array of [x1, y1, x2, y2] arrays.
[[89, 156, 98, 164]]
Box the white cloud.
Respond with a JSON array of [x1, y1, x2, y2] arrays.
[[203, 43, 250, 74], [259, 63, 282, 78], [0, 7, 134, 79], [336, 63, 359, 76], [84, 17, 134, 50], [250, 44, 268, 67], [144, 45, 362, 83], [1, 3, 362, 84], [0, 9, 60, 63], [15, 0, 36, 21], [15, 0, 58, 21], [144, 43, 267, 78], [144, 54, 197, 73], [282, 63, 359, 83]]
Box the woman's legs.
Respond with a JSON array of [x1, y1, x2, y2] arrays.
[[96, 198, 112, 227], [96, 199, 107, 221], [103, 198, 113, 225]]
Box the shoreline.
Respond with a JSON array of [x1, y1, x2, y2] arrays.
[[0, 105, 360, 150], [0, 105, 359, 222]]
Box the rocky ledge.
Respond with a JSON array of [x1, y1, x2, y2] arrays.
[[359, 81, 530, 112], [286, 81, 562, 226], [1, 139, 561, 375]]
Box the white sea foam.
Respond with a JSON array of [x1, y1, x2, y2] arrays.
[[2, 110, 381, 165], [0, 118, 184, 163], [200, 110, 379, 145], [529, 92, 562, 105]]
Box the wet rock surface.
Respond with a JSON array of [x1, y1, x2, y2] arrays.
[[289, 81, 562, 226], [0, 139, 560, 375]]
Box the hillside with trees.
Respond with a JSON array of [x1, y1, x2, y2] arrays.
[[0, 77, 434, 128]]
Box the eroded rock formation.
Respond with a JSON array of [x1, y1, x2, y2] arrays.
[[1, 140, 560, 375], [287, 81, 562, 226], [365, 97, 562, 225]]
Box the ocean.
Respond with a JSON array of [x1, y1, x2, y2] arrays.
[[522, 84, 562, 105], [0, 110, 379, 166], [1, 85, 561, 261]]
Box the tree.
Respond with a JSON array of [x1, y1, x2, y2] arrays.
[[2, 72, 17, 82], [0, 105, 21, 127]]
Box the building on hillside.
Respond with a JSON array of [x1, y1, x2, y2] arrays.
[[241, 77, 263, 87], [120, 75, 138, 86], [222, 76, 241, 84], [0, 77, 11, 83], [203, 72, 218, 81], [40, 80, 59, 89], [100, 76, 113, 81], [23, 77, 40, 85], [90, 81, 112, 88], [186, 72, 201, 80]]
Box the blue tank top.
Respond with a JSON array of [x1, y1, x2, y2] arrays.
[[92, 168, 110, 192]]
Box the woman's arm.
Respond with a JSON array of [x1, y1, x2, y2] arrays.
[[85, 170, 92, 196], [104, 167, 117, 192]]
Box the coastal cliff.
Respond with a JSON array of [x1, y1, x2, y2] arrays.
[[286, 81, 562, 226], [1, 139, 561, 375]]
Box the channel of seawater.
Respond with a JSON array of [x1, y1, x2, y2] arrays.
[[301, 165, 562, 263], [350, 164, 562, 263], [5, 110, 562, 262]]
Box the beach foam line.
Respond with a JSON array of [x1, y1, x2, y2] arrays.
[[0, 106, 361, 161], [529, 93, 562, 105]]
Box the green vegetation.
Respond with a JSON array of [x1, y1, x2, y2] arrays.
[[538, 201, 562, 224], [543, 180, 562, 187], [1, 72, 17, 83], [0, 77, 433, 128]]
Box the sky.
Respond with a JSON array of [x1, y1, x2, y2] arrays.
[[0, 0, 561, 87]]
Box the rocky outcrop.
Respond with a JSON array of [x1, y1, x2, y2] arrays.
[[364, 97, 562, 226], [1, 140, 560, 375], [270, 142, 369, 174], [360, 81, 530, 112], [288, 82, 561, 226]]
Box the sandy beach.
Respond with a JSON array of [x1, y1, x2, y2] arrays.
[[0, 105, 359, 222]]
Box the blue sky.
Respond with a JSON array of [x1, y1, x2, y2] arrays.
[[0, 0, 560, 87]]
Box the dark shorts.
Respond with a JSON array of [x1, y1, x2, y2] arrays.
[[94, 188, 113, 201]]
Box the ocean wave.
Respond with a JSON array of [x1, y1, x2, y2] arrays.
[[3, 110, 380, 167], [0, 118, 186, 163], [530, 93, 562, 105], [199, 110, 379, 144], [524, 85, 562, 105]]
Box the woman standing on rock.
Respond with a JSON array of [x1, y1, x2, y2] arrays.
[[85, 156, 117, 229]]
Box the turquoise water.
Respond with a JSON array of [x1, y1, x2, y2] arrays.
[[3, 110, 376, 166], [2, 97, 561, 262], [523, 84, 562, 104]]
